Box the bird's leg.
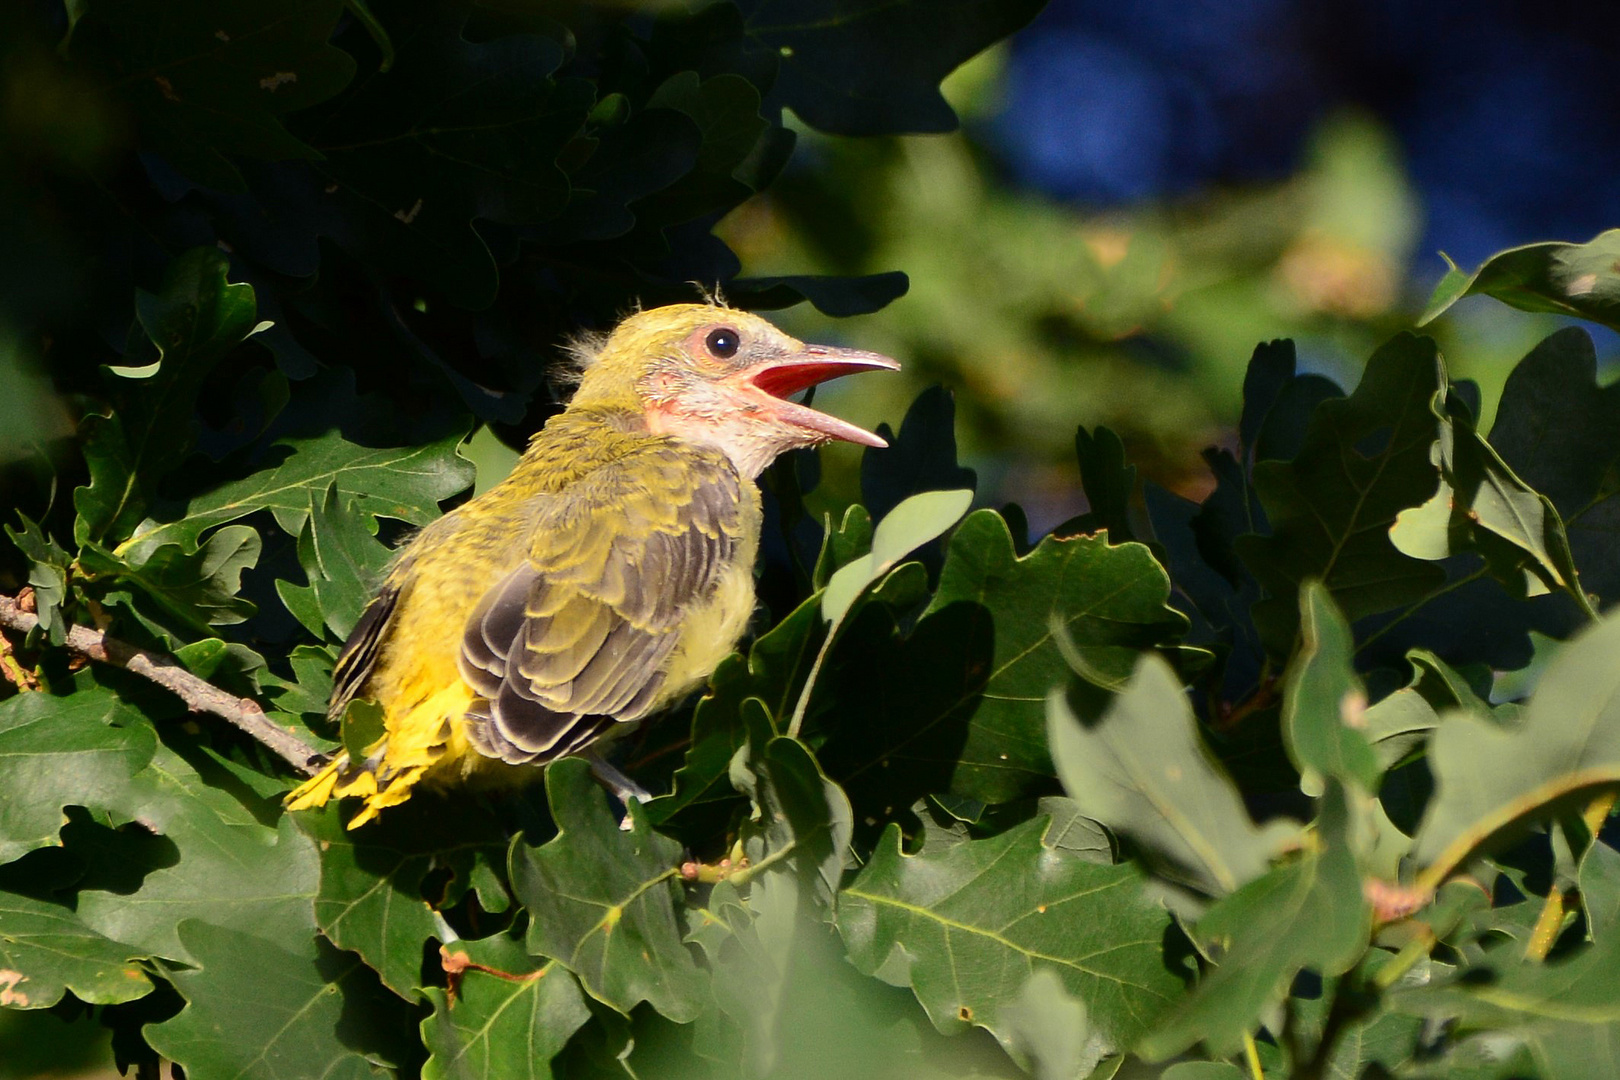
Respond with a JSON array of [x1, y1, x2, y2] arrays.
[[584, 753, 654, 830]]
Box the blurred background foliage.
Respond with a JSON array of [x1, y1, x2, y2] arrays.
[[3, 0, 1619, 1071], [726, 0, 1620, 527], [4, 0, 1617, 531]]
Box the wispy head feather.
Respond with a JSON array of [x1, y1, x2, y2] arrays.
[[553, 328, 610, 391], [687, 281, 727, 307]]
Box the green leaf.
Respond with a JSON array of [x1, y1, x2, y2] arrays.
[[1487, 328, 1620, 610], [76, 808, 318, 971], [0, 682, 322, 966], [744, 0, 1045, 135], [686, 874, 806, 1078], [653, 592, 825, 827], [0, 688, 158, 865], [998, 969, 1109, 1080], [1281, 583, 1379, 795], [303, 793, 511, 998], [122, 427, 473, 562], [146, 921, 407, 1080], [0, 890, 152, 1009], [1394, 917, 1620, 1080], [310, 15, 589, 308], [1419, 230, 1620, 332], [1048, 653, 1300, 898], [812, 503, 874, 589], [422, 934, 591, 1080], [4, 513, 72, 643], [860, 386, 976, 523], [79, 524, 262, 633], [511, 759, 706, 1022], [1237, 332, 1448, 655], [1054, 426, 1137, 543], [1578, 839, 1620, 945], [289, 483, 395, 640], [730, 726, 853, 905], [817, 511, 1193, 814], [1412, 610, 1620, 891], [839, 814, 1179, 1052], [821, 488, 972, 623], [1390, 382, 1585, 608], [1162, 1065, 1246, 1080], [301, 801, 478, 999], [1360, 654, 1450, 775], [1137, 784, 1372, 1061], [75, 248, 261, 547], [69, 0, 354, 190]]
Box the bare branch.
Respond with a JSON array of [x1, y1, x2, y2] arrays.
[[0, 592, 322, 776]]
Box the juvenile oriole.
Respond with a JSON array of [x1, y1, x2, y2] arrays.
[[286, 303, 897, 826]]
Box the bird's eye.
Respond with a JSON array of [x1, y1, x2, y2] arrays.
[[705, 327, 741, 360]]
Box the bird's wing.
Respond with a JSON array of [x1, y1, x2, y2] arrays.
[[459, 445, 747, 763], [327, 554, 415, 722]]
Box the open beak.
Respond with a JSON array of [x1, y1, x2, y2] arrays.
[[730, 345, 900, 447]]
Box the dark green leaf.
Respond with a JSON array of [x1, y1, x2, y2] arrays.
[[860, 386, 976, 523], [818, 511, 1192, 816], [146, 921, 406, 1080], [730, 726, 852, 905], [1138, 784, 1371, 1061], [1048, 653, 1299, 898], [0, 687, 158, 865], [1055, 426, 1137, 543], [511, 759, 706, 1022], [422, 934, 590, 1080], [123, 428, 473, 562], [289, 483, 395, 640], [731, 271, 911, 317], [308, 16, 589, 307], [1281, 583, 1379, 794], [1419, 230, 1620, 332], [1412, 611, 1620, 891], [4, 513, 72, 643], [75, 248, 261, 547], [1237, 333, 1448, 655], [653, 592, 825, 826], [839, 814, 1179, 1053], [0, 890, 152, 1009], [69, 0, 352, 189], [80, 524, 261, 633], [1487, 328, 1620, 610], [1390, 382, 1586, 610], [300, 799, 508, 999], [743, 0, 1045, 135]]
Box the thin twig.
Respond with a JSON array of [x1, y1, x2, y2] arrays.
[[0, 592, 322, 775]]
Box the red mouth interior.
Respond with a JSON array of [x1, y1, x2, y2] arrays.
[[750, 361, 869, 400]]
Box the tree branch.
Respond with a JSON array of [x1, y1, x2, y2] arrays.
[[0, 592, 323, 776]]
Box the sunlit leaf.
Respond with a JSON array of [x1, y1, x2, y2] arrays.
[[1049, 653, 1299, 898], [840, 814, 1179, 1052], [511, 759, 706, 1022], [1412, 611, 1620, 891]]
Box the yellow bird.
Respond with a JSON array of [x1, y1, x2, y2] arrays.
[[286, 303, 898, 826]]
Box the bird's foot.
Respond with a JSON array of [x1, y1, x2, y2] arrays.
[[585, 754, 654, 830]]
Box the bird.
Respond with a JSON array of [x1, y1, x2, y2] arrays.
[[285, 302, 898, 827]]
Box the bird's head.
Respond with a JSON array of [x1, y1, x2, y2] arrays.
[[568, 304, 900, 478]]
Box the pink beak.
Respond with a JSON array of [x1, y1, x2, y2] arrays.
[[729, 345, 900, 447]]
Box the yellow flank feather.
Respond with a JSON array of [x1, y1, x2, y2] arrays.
[[285, 302, 896, 827]]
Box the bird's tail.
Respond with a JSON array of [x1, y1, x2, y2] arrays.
[[283, 681, 477, 828]]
